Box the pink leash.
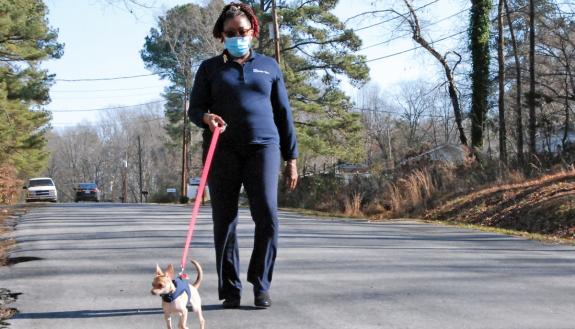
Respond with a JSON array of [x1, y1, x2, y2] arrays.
[[179, 125, 222, 275]]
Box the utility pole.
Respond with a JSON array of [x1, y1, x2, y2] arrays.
[[122, 159, 128, 203], [181, 91, 189, 201], [138, 135, 143, 203], [387, 126, 394, 170], [271, 0, 281, 64]]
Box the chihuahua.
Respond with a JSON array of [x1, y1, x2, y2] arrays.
[[151, 260, 205, 329]]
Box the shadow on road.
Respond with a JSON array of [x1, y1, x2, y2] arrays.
[[13, 304, 258, 319], [14, 308, 164, 319]]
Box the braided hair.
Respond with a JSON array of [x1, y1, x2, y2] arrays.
[[212, 2, 260, 40]]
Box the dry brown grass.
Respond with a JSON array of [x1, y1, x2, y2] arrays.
[[370, 160, 575, 241], [387, 166, 447, 217], [0, 164, 22, 205], [343, 191, 363, 217], [426, 169, 575, 239]]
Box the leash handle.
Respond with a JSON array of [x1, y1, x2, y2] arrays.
[[180, 125, 222, 272]]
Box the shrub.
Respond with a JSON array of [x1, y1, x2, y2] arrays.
[[0, 165, 22, 205]]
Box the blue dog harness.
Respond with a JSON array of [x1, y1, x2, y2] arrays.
[[161, 277, 191, 304]]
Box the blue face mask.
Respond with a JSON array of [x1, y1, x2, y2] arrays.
[[224, 36, 251, 58]]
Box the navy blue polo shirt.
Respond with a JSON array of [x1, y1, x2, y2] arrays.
[[188, 51, 298, 160]]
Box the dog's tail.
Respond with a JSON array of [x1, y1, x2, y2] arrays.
[[190, 259, 203, 289]]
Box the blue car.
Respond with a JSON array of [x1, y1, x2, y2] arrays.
[[74, 183, 101, 202]]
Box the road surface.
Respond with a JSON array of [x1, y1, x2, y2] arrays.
[[1, 203, 574, 329]]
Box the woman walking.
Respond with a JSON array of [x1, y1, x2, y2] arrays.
[[188, 2, 298, 309]]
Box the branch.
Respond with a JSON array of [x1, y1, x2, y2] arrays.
[[295, 64, 336, 73], [444, 51, 462, 72], [295, 0, 315, 11], [344, 9, 399, 24], [282, 39, 342, 52]]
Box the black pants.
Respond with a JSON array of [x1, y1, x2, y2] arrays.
[[206, 143, 281, 300]]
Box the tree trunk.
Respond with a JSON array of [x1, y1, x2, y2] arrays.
[[497, 0, 507, 164], [504, 0, 524, 164], [528, 0, 537, 155], [470, 0, 492, 150], [563, 78, 570, 151]]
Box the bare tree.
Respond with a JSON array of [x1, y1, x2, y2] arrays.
[[504, 0, 524, 163], [497, 0, 508, 164], [396, 81, 432, 149], [401, 0, 468, 146], [141, 1, 224, 198], [528, 0, 537, 156], [357, 84, 396, 167], [46, 104, 183, 203]]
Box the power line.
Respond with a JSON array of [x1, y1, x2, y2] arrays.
[[48, 100, 166, 113], [53, 92, 165, 100], [348, 0, 440, 32], [359, 7, 470, 51], [358, 5, 527, 63], [47, 2, 448, 84], [49, 29, 466, 112], [359, 29, 467, 64], [291, 0, 441, 45], [51, 116, 166, 127], [50, 85, 166, 93], [54, 73, 157, 82]]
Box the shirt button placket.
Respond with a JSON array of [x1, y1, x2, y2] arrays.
[[234, 62, 245, 83], [243, 61, 252, 84]]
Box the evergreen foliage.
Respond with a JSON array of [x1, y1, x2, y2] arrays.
[[0, 0, 62, 179], [247, 0, 370, 162]]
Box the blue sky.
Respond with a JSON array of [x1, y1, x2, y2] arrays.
[[43, 0, 465, 128]]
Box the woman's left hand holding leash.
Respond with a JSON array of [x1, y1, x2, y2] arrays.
[[203, 113, 227, 133]]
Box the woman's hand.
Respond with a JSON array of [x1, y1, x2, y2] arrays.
[[284, 159, 298, 191], [203, 113, 227, 132]]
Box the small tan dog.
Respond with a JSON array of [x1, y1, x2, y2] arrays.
[[151, 260, 205, 329]]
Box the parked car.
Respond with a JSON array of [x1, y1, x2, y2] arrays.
[[74, 183, 100, 202], [24, 177, 58, 203]]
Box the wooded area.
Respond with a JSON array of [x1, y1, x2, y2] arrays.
[[1, 0, 574, 211]]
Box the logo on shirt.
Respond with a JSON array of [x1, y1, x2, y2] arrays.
[[253, 68, 271, 75]]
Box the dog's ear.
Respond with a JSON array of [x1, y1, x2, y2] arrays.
[[166, 264, 175, 279], [156, 264, 164, 276]]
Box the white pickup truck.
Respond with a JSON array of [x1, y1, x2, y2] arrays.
[[24, 177, 58, 203]]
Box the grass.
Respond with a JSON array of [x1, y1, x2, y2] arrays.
[[280, 168, 575, 245], [279, 207, 367, 220], [425, 169, 575, 241], [420, 218, 575, 246]]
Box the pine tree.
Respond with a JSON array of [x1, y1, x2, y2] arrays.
[[0, 0, 63, 178], [141, 0, 224, 143], [247, 0, 370, 162]]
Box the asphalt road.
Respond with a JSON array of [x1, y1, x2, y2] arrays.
[[1, 203, 574, 329]]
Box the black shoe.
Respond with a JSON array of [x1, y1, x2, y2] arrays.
[[222, 297, 241, 309], [254, 292, 272, 308]]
